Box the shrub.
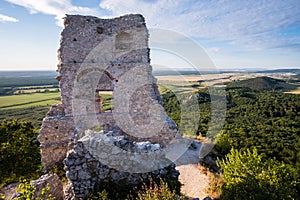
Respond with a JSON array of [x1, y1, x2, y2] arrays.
[[88, 178, 184, 200], [217, 148, 297, 200], [88, 189, 109, 200], [136, 178, 185, 200], [0, 120, 42, 187], [14, 180, 55, 200], [215, 132, 232, 155]]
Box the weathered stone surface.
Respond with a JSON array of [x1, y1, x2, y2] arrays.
[[64, 135, 179, 199], [32, 174, 63, 200], [38, 111, 74, 171]]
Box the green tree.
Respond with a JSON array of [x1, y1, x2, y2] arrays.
[[217, 148, 297, 200], [0, 120, 41, 186]]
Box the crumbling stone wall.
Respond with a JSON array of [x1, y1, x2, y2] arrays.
[[63, 131, 179, 199], [39, 14, 183, 199], [32, 174, 64, 200]]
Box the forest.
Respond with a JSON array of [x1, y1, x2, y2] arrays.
[[162, 83, 299, 199]]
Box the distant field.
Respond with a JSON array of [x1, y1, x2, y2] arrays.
[[158, 81, 204, 94], [14, 88, 59, 94], [0, 71, 58, 95], [155, 72, 300, 87], [0, 92, 61, 110], [0, 92, 61, 128], [284, 87, 300, 94], [0, 70, 298, 129], [13, 85, 59, 94]]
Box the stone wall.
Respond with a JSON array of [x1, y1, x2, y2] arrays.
[[64, 130, 179, 199], [32, 174, 64, 200], [38, 14, 183, 199]]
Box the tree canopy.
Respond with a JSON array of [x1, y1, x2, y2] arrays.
[[0, 120, 41, 186]]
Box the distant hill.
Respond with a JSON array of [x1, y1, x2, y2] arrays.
[[228, 76, 298, 91], [254, 68, 300, 74], [0, 71, 58, 87], [0, 71, 58, 95]]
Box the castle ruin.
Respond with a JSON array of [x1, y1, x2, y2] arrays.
[[38, 14, 186, 199]]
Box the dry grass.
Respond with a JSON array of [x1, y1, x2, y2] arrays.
[[156, 74, 237, 89], [197, 164, 224, 199], [194, 135, 210, 143]]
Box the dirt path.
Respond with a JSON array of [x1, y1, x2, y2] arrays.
[[175, 140, 209, 199]]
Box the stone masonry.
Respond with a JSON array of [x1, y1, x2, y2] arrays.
[[38, 14, 185, 199], [32, 174, 64, 200]]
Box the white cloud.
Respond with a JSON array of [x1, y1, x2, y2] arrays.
[[6, 0, 300, 51], [5, 0, 98, 26], [0, 13, 18, 23], [99, 0, 300, 50], [207, 47, 220, 54]]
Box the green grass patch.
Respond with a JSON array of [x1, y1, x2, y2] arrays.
[[0, 93, 61, 110], [0, 93, 61, 128], [98, 92, 114, 112]]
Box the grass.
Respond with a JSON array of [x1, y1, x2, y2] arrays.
[[98, 92, 114, 112], [0, 92, 114, 128], [0, 92, 61, 128], [0, 92, 61, 110]]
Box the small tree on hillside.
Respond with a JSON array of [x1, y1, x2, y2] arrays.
[[217, 148, 297, 200], [0, 120, 41, 185]]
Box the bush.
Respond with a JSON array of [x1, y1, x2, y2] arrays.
[[215, 132, 232, 156], [88, 189, 109, 200], [87, 181, 127, 200], [88, 178, 184, 200], [14, 180, 55, 200], [0, 120, 42, 187], [217, 148, 297, 200], [136, 178, 185, 200]]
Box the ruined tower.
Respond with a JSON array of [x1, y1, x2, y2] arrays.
[[38, 14, 184, 199]]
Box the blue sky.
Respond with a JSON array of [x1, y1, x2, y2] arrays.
[[0, 0, 299, 71]]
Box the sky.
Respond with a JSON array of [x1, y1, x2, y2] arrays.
[[0, 0, 299, 71]]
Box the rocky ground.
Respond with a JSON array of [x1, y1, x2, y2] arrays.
[[175, 140, 210, 200]]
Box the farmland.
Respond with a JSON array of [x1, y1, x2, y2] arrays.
[[0, 71, 58, 96], [0, 92, 61, 128], [1, 70, 299, 129], [0, 92, 60, 110], [0, 91, 114, 128]]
